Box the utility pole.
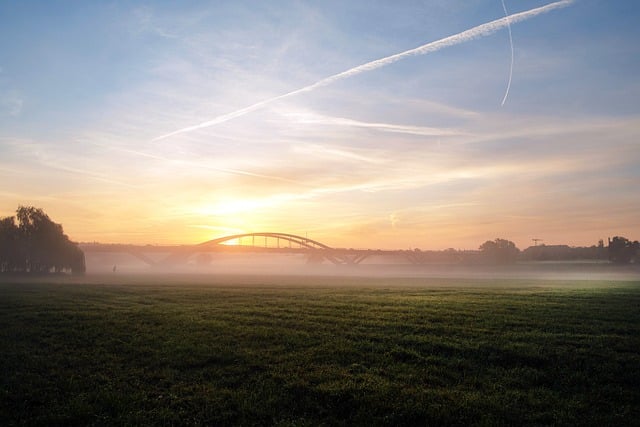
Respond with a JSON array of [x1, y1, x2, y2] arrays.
[[532, 238, 543, 247]]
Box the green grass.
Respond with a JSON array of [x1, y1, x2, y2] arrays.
[[1, 275, 639, 426]]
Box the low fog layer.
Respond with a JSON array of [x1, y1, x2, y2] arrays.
[[85, 252, 640, 282]]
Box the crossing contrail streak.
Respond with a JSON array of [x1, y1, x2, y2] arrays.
[[153, 0, 574, 141], [501, 0, 514, 106]]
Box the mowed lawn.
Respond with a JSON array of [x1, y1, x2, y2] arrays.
[[1, 276, 639, 426]]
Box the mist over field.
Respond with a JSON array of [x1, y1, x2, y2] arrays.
[[82, 250, 639, 283], [2, 0, 640, 424]]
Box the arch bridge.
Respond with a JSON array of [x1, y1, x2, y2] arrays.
[[81, 232, 430, 267], [199, 232, 332, 250], [155, 232, 372, 266]]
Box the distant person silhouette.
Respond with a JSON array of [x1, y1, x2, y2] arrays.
[[113, 265, 117, 273]]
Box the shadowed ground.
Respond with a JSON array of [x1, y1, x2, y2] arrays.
[[1, 275, 639, 425]]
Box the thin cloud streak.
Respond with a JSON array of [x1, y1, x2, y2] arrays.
[[500, 0, 514, 106], [469, 115, 639, 143], [280, 110, 465, 137], [0, 137, 137, 188], [293, 143, 386, 164], [403, 99, 480, 118], [153, 0, 574, 141], [86, 141, 302, 185]]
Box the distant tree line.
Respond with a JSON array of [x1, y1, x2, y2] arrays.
[[411, 236, 639, 265], [520, 237, 639, 264], [409, 238, 521, 265], [0, 206, 85, 274], [521, 241, 608, 262]]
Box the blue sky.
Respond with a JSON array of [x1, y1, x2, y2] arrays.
[[1, 0, 638, 249]]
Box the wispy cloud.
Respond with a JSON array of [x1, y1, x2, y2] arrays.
[[292, 143, 386, 164], [401, 99, 480, 119], [278, 109, 466, 137], [1, 91, 24, 116], [153, 0, 574, 141], [131, 6, 179, 39], [0, 137, 138, 188], [84, 140, 302, 184], [467, 115, 639, 143]]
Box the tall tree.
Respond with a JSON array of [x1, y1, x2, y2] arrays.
[[608, 236, 639, 264], [0, 206, 85, 274], [0, 216, 22, 272], [479, 238, 520, 264]]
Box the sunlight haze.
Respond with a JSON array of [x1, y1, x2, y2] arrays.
[[1, 0, 638, 250]]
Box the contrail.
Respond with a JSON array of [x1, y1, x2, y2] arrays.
[[154, 0, 574, 141], [501, 0, 514, 106]]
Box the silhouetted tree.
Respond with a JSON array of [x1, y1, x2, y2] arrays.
[[608, 236, 639, 264], [0, 206, 85, 274], [0, 216, 23, 272], [521, 243, 606, 261], [479, 238, 520, 264]]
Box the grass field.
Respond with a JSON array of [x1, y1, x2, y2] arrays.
[[1, 275, 639, 425]]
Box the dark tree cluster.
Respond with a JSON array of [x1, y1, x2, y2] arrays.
[[608, 236, 640, 264], [479, 238, 520, 264], [521, 241, 608, 261], [0, 206, 85, 274]]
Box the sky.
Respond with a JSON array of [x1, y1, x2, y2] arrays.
[[1, 0, 639, 250]]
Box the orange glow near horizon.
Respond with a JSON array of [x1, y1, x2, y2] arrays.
[[1, 2, 638, 252], [9, 161, 633, 252], [37, 200, 634, 252]]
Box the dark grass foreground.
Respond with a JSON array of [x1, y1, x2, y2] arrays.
[[1, 276, 639, 426]]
